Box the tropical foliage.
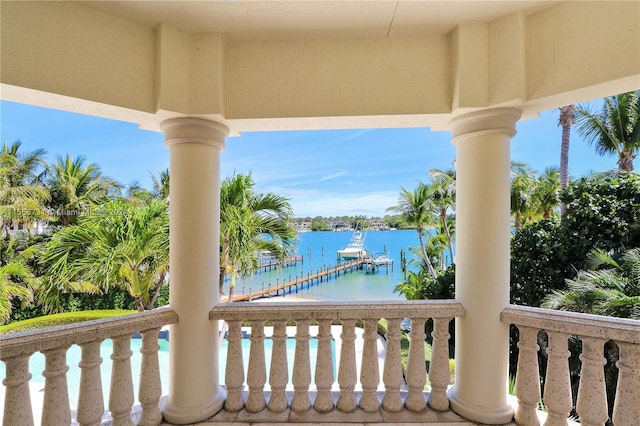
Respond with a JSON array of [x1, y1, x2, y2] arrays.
[[575, 90, 640, 171], [0, 236, 36, 321], [0, 141, 49, 236], [42, 199, 169, 312], [387, 183, 439, 278], [543, 248, 640, 318], [510, 163, 561, 230], [511, 173, 640, 307], [46, 154, 120, 226], [219, 173, 297, 300]]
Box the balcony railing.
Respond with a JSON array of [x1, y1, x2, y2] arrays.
[[209, 300, 464, 416], [501, 305, 640, 426], [2, 301, 638, 425], [0, 307, 177, 425]]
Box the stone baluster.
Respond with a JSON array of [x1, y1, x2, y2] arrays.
[[246, 321, 266, 412], [406, 317, 427, 412], [613, 341, 640, 426], [268, 320, 288, 413], [575, 337, 608, 426], [382, 318, 403, 412], [41, 346, 71, 425], [224, 320, 245, 412], [314, 319, 334, 412], [336, 319, 357, 412], [291, 319, 312, 412], [359, 318, 380, 412], [542, 332, 572, 426], [428, 317, 451, 411], [77, 341, 105, 426], [109, 334, 134, 426], [514, 326, 541, 426], [2, 353, 34, 425], [138, 329, 162, 426]]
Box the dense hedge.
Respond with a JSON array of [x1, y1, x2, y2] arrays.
[[510, 173, 640, 307], [9, 283, 170, 323]]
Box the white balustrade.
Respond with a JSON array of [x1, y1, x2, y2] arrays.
[[0, 307, 177, 426], [336, 318, 358, 412], [502, 305, 640, 426], [1, 353, 34, 425], [41, 346, 71, 425], [268, 320, 288, 412], [428, 317, 452, 411], [210, 300, 465, 419], [513, 326, 541, 426], [575, 337, 608, 426], [5, 297, 638, 425], [109, 334, 134, 426], [246, 321, 266, 412], [381, 318, 403, 412], [138, 327, 163, 426], [224, 319, 245, 412], [77, 340, 105, 426], [613, 341, 640, 425], [406, 317, 427, 412], [291, 319, 312, 412], [359, 319, 380, 412], [314, 319, 334, 412], [541, 333, 572, 426]]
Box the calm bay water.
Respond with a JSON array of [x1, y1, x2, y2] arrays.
[[224, 230, 422, 301]]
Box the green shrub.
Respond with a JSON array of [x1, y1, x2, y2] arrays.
[[0, 310, 136, 334]]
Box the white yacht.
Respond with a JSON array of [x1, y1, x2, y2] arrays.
[[337, 230, 367, 260]]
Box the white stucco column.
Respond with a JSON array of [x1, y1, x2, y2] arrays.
[[447, 108, 521, 424], [159, 117, 228, 424]]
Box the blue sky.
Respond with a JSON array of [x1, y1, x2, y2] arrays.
[[0, 99, 627, 218]]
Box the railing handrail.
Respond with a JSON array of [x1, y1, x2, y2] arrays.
[[210, 299, 465, 321], [501, 304, 640, 343], [0, 306, 178, 359]]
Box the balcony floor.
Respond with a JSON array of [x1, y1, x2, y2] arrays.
[[155, 391, 516, 426]]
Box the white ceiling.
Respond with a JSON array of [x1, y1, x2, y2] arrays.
[[84, 1, 559, 40]]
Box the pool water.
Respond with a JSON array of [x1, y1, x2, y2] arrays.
[[0, 337, 334, 408]]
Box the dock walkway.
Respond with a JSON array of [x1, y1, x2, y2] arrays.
[[227, 259, 364, 302]]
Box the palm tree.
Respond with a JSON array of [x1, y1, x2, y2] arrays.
[[559, 105, 575, 216], [543, 248, 640, 318], [575, 91, 640, 172], [387, 183, 438, 278], [219, 173, 297, 300], [150, 168, 170, 202], [0, 141, 49, 236], [126, 169, 169, 204], [394, 269, 428, 300], [533, 167, 561, 220], [428, 168, 456, 263], [0, 236, 35, 322], [46, 154, 120, 226], [43, 199, 169, 311], [510, 162, 538, 230]]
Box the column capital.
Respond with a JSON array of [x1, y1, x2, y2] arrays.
[[448, 108, 521, 144], [160, 117, 229, 149]]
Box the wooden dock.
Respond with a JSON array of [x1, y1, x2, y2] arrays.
[[228, 259, 364, 302], [256, 255, 304, 273]]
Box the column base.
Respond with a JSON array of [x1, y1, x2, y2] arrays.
[[448, 387, 514, 425], [160, 386, 227, 424]]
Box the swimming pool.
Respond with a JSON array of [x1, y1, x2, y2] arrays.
[[0, 336, 334, 409]]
